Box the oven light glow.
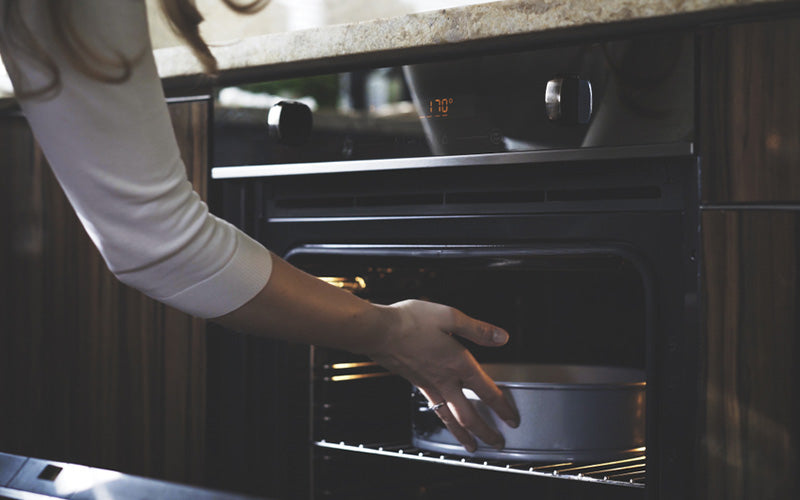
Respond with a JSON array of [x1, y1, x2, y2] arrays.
[[585, 463, 645, 475], [528, 462, 574, 471], [558, 454, 646, 474], [330, 372, 392, 382], [330, 361, 379, 370], [317, 276, 366, 291]]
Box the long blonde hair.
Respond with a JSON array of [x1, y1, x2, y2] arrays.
[[0, 0, 269, 99]]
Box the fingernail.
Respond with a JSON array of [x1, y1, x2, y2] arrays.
[[492, 329, 509, 344], [504, 419, 520, 429], [465, 441, 477, 453], [492, 437, 505, 451]]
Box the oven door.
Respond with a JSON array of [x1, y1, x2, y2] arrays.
[[287, 243, 652, 499], [207, 151, 698, 500]]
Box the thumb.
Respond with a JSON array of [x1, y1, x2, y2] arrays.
[[446, 308, 509, 347]]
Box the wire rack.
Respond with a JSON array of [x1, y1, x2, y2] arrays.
[[315, 440, 645, 488]]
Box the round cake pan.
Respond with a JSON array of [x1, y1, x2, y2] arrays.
[[411, 363, 646, 462]]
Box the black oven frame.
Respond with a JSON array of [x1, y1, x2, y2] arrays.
[[208, 146, 699, 500]]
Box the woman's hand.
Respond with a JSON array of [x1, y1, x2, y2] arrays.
[[366, 299, 520, 452], [215, 255, 519, 452]]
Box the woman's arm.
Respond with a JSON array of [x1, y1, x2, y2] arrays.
[[2, 0, 272, 318], [215, 253, 520, 451], [2, 0, 518, 451]]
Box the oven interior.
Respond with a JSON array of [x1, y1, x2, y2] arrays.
[[286, 246, 648, 499]]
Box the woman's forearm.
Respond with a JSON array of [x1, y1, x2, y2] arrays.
[[213, 252, 520, 453], [212, 252, 391, 354]]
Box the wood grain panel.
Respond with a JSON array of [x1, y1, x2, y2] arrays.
[[0, 97, 211, 485], [701, 210, 799, 500], [164, 99, 210, 482], [699, 18, 800, 203]]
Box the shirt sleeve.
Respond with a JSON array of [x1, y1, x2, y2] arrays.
[[1, 0, 272, 318]]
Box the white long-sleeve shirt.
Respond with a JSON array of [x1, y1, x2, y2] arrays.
[[0, 0, 272, 318]]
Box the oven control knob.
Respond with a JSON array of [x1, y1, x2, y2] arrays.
[[545, 77, 592, 125], [267, 100, 313, 146]]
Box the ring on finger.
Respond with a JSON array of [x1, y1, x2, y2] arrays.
[[427, 401, 446, 412]]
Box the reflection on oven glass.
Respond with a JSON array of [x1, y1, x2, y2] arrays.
[[317, 276, 367, 292]]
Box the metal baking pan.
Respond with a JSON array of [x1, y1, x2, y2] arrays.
[[411, 363, 646, 462]]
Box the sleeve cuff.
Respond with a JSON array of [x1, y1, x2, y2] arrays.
[[158, 231, 273, 319]]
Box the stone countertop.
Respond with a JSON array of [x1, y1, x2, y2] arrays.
[[0, 0, 796, 100], [153, 0, 792, 83]]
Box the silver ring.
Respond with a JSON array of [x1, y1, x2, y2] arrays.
[[427, 402, 446, 412]]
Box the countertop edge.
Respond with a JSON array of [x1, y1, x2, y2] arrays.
[[153, 0, 795, 82], [1, 0, 798, 104]]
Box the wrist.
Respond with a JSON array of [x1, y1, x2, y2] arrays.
[[351, 303, 399, 357]]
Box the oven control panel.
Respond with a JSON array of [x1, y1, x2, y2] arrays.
[[213, 32, 693, 169]]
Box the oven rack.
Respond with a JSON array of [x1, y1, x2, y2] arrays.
[[314, 440, 645, 488]]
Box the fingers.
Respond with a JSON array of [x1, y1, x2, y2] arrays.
[[462, 363, 520, 429], [387, 300, 517, 453], [441, 386, 505, 451], [434, 405, 477, 452], [446, 307, 509, 347], [420, 372, 518, 453], [418, 387, 477, 453], [439, 307, 519, 427]]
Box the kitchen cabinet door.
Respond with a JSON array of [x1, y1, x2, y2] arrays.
[[700, 209, 799, 500], [698, 17, 800, 203], [0, 96, 211, 485]]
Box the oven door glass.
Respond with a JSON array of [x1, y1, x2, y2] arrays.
[[286, 244, 649, 499]]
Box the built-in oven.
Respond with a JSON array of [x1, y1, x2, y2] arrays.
[[207, 31, 698, 500]]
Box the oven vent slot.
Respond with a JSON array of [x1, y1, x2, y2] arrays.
[[356, 193, 443, 207], [315, 440, 646, 488], [273, 185, 662, 211], [446, 191, 546, 204], [448, 186, 661, 205], [275, 196, 355, 209], [546, 186, 662, 202], [275, 193, 444, 209]]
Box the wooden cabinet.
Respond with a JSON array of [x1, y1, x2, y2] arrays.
[[698, 15, 800, 500], [0, 97, 210, 485], [700, 211, 799, 500], [699, 18, 800, 203]]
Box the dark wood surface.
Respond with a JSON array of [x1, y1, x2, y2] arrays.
[[0, 98, 210, 485], [700, 210, 799, 500], [698, 17, 800, 203], [697, 14, 800, 500]]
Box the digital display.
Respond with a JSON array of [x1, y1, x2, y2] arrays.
[[421, 97, 454, 119]]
